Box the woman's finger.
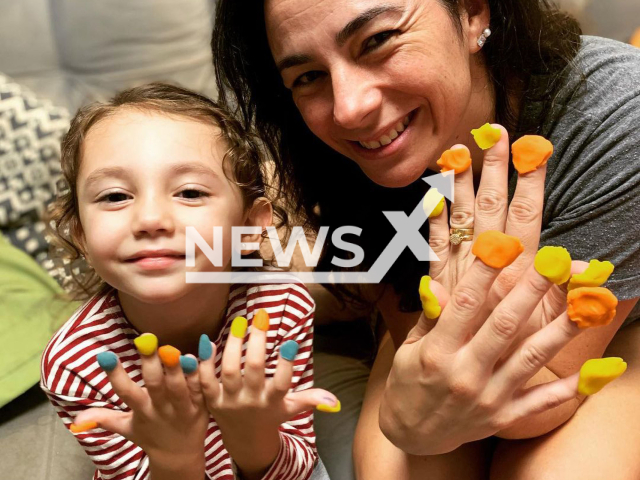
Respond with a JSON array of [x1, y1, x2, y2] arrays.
[[468, 263, 554, 368], [473, 124, 509, 237], [220, 317, 247, 395], [71, 408, 134, 438], [243, 310, 270, 393], [198, 335, 220, 408], [426, 189, 449, 277], [270, 340, 299, 399], [447, 145, 475, 231], [405, 278, 449, 344], [96, 351, 147, 411], [133, 333, 165, 401]]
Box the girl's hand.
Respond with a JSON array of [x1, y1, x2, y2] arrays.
[[70, 334, 209, 473], [198, 310, 338, 479]]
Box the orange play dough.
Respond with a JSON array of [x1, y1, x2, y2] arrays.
[[471, 231, 524, 269], [567, 287, 618, 328], [158, 345, 181, 367], [436, 148, 471, 174], [630, 27, 640, 48], [511, 135, 553, 174]]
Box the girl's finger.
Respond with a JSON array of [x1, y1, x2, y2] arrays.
[[157, 345, 192, 413], [220, 317, 247, 394], [71, 408, 134, 438], [283, 389, 341, 418], [468, 263, 554, 368], [198, 335, 220, 408], [426, 189, 449, 277], [133, 333, 165, 401], [270, 340, 299, 399], [243, 310, 270, 393], [96, 351, 147, 412], [181, 354, 204, 408], [473, 124, 509, 237]]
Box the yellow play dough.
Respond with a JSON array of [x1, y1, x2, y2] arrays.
[[578, 357, 627, 396], [534, 246, 572, 284], [133, 333, 158, 356], [423, 188, 445, 218], [419, 275, 441, 319], [568, 259, 614, 291], [230, 316, 248, 338], [471, 123, 501, 150]]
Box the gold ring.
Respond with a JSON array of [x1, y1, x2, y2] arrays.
[[449, 228, 474, 245]]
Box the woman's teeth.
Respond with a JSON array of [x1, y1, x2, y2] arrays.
[[359, 115, 411, 150]]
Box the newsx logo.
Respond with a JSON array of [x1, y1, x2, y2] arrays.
[[185, 172, 454, 284]]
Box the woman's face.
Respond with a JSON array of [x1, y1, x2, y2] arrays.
[[265, 0, 492, 187]]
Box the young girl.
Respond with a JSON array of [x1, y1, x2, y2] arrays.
[[40, 83, 339, 480]]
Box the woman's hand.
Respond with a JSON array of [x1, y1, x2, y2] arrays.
[[70, 335, 209, 476], [198, 311, 338, 480]]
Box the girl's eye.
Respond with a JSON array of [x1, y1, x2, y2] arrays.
[[292, 70, 325, 88], [177, 189, 209, 200], [362, 30, 398, 53], [98, 192, 129, 203]]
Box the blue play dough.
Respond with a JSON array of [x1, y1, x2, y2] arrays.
[[96, 351, 118, 372], [180, 355, 198, 374], [199, 333, 213, 360], [280, 340, 299, 361]]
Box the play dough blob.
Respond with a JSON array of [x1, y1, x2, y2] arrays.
[[578, 357, 627, 396], [511, 135, 554, 174], [567, 287, 618, 328], [230, 316, 248, 338], [70, 421, 99, 434], [317, 400, 342, 413], [568, 259, 614, 291], [419, 275, 441, 319], [134, 333, 158, 356], [253, 309, 270, 331], [436, 147, 472, 174], [471, 123, 501, 150], [534, 246, 572, 284], [423, 188, 445, 218], [471, 231, 524, 269], [158, 345, 181, 367]]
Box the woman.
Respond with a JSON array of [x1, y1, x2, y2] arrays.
[[212, 0, 640, 478]]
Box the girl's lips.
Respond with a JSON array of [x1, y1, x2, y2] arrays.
[[128, 255, 184, 270], [349, 109, 418, 161]]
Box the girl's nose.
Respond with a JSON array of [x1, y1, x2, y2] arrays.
[[331, 67, 382, 130], [131, 195, 175, 237]]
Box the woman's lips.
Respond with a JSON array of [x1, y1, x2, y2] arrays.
[[350, 109, 417, 160]]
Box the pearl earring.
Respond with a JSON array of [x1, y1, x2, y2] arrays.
[[477, 27, 492, 48]]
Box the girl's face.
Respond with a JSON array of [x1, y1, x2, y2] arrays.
[[265, 0, 492, 187], [76, 110, 266, 304]]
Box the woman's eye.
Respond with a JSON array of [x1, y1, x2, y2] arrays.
[[177, 189, 209, 200], [362, 30, 398, 53], [98, 192, 129, 203], [292, 70, 325, 88]]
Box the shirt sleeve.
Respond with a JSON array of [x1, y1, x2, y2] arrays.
[[259, 284, 318, 480], [40, 367, 150, 480]]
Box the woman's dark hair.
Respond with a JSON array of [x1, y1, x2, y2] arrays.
[[47, 82, 284, 300], [212, 0, 582, 311]]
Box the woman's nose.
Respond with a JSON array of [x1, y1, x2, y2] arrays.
[[131, 194, 175, 237], [331, 67, 382, 130]]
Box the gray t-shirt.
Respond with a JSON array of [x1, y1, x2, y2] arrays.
[[511, 36, 640, 326]]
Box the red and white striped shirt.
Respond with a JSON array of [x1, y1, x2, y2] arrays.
[[41, 283, 317, 480]]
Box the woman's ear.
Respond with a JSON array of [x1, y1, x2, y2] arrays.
[[462, 0, 491, 53], [240, 197, 273, 254]]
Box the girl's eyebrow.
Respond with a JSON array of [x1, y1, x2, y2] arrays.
[[168, 162, 220, 180], [83, 163, 219, 188], [276, 4, 404, 72]]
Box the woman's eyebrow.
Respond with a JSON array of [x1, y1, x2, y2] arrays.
[[277, 4, 404, 72]]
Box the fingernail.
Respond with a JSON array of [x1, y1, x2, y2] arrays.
[[471, 231, 524, 269], [158, 345, 181, 367], [230, 316, 248, 338], [419, 276, 441, 319], [133, 333, 158, 356], [253, 309, 270, 332], [199, 334, 213, 360], [568, 259, 614, 291], [436, 147, 471, 174], [317, 399, 341, 413], [511, 135, 553, 174], [578, 357, 627, 395], [534, 246, 572, 284], [180, 355, 198, 374], [471, 123, 502, 150], [70, 421, 99, 433], [567, 287, 618, 328], [422, 188, 445, 218], [96, 351, 118, 372], [280, 340, 299, 361]]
